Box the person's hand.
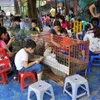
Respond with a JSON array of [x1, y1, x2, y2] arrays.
[[35, 60, 39, 64], [39, 56, 44, 61], [9, 36, 15, 43], [57, 44, 61, 48], [94, 13, 100, 18], [8, 52, 15, 57], [94, 51, 100, 54], [57, 32, 61, 35], [77, 40, 81, 44]]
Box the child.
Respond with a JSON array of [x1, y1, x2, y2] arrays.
[[30, 19, 40, 34], [14, 39, 44, 81], [76, 24, 93, 40], [49, 20, 61, 47], [60, 28, 73, 47], [59, 28, 73, 54]]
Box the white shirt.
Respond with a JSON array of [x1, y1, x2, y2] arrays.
[[83, 32, 100, 52], [15, 48, 28, 70], [20, 21, 31, 31]]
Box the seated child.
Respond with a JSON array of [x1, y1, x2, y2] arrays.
[[60, 29, 87, 61], [60, 28, 73, 53], [30, 19, 40, 34]]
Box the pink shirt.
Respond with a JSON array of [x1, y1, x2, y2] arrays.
[[0, 40, 6, 48], [62, 23, 67, 29]]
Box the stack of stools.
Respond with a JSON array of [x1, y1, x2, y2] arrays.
[[28, 80, 55, 100], [63, 74, 90, 100]]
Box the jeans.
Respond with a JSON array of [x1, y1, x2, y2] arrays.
[[89, 51, 99, 57], [20, 64, 44, 74]]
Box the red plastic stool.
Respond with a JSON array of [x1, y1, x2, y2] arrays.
[[0, 48, 11, 85], [0, 72, 7, 85], [18, 72, 37, 90]]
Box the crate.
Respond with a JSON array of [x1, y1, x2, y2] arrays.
[[32, 34, 89, 76]]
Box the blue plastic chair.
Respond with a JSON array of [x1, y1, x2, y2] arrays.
[[88, 55, 100, 74]]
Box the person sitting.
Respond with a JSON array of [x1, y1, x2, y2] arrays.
[[60, 28, 73, 53], [45, 14, 51, 27], [30, 19, 40, 34], [0, 26, 17, 76], [49, 20, 61, 47], [14, 16, 21, 30], [0, 26, 15, 57], [83, 26, 100, 56], [60, 28, 69, 37], [59, 16, 68, 30], [76, 24, 93, 40], [14, 39, 44, 81], [20, 17, 31, 31]]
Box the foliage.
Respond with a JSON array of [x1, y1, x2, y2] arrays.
[[10, 29, 33, 52], [78, 0, 96, 21]]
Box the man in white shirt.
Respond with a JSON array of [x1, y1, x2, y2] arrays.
[[15, 39, 44, 81]]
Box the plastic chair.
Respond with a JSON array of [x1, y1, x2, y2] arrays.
[[0, 72, 7, 84], [88, 55, 100, 74], [63, 74, 90, 100], [0, 48, 11, 85], [28, 80, 55, 100], [18, 72, 37, 90]]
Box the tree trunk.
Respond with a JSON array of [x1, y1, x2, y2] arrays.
[[27, 0, 37, 19], [14, 0, 20, 15], [65, 0, 69, 15]]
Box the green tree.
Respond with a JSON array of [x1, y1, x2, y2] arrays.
[[79, 0, 96, 9], [20, 0, 37, 19]]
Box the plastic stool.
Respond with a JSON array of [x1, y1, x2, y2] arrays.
[[28, 80, 55, 100], [0, 72, 7, 85], [18, 72, 37, 90], [63, 74, 90, 100], [88, 55, 100, 74]]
